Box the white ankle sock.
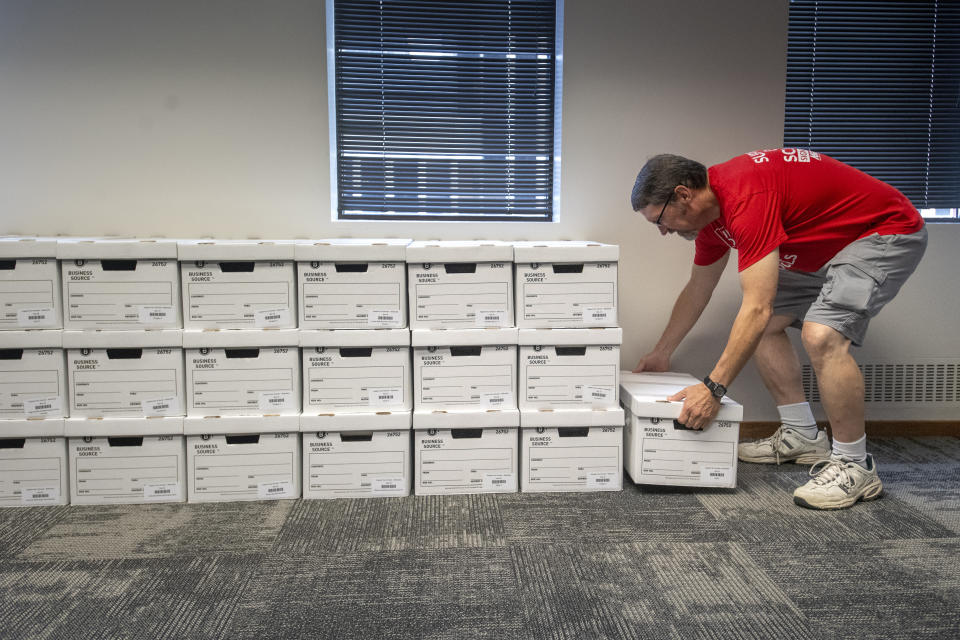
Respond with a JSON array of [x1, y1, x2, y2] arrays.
[[777, 402, 819, 439], [832, 434, 868, 466]]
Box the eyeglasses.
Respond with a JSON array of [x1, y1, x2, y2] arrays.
[[655, 190, 674, 227]]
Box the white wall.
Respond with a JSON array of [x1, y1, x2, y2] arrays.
[[2, 0, 956, 419]]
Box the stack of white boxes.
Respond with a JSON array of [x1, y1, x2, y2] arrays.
[[0, 237, 69, 507], [297, 239, 413, 499], [59, 238, 186, 505], [514, 241, 625, 493], [408, 241, 520, 495], [619, 371, 742, 488], [179, 240, 301, 503]]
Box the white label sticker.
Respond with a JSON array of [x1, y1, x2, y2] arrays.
[[258, 391, 294, 412], [368, 387, 402, 407], [138, 305, 174, 325], [701, 466, 733, 485], [258, 481, 294, 499], [21, 486, 60, 505], [585, 385, 614, 405], [23, 395, 60, 418], [372, 477, 405, 495], [254, 308, 291, 327], [17, 307, 56, 327], [483, 473, 514, 491], [586, 471, 617, 488], [367, 309, 402, 327], [475, 309, 506, 327], [143, 483, 180, 501], [481, 392, 512, 410], [582, 307, 614, 326], [142, 396, 179, 417]]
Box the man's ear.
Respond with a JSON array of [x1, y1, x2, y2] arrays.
[[675, 184, 693, 203]]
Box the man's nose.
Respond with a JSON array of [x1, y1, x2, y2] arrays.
[[659, 226, 670, 236]]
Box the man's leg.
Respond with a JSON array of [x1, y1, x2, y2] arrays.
[[800, 321, 863, 444], [738, 315, 830, 464]]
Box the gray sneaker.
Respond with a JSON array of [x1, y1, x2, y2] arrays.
[[738, 426, 830, 465], [793, 454, 883, 510]]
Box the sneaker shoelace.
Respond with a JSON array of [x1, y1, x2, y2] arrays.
[[766, 428, 788, 465], [807, 458, 854, 490]]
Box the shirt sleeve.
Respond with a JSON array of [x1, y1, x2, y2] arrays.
[[728, 191, 788, 271]]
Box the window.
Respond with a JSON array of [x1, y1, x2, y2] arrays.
[[327, 0, 563, 222], [784, 0, 960, 220]]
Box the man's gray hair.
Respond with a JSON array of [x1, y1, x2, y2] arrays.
[[630, 154, 708, 211]]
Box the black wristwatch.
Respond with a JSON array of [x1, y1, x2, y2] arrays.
[[703, 376, 727, 399]]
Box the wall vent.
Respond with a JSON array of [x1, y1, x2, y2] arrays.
[[802, 362, 959, 403]]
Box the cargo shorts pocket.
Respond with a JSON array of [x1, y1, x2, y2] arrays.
[[821, 261, 886, 315]]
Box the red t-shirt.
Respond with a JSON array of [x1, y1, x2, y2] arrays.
[[694, 149, 924, 272]]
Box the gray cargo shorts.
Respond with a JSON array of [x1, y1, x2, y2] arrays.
[[773, 227, 928, 346]]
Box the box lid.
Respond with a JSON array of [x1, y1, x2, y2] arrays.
[[411, 327, 518, 347], [177, 239, 295, 261], [64, 416, 183, 437], [619, 378, 743, 421], [0, 236, 59, 258], [406, 240, 513, 263], [520, 407, 625, 428], [299, 328, 410, 347], [413, 408, 520, 429], [294, 238, 411, 262], [619, 371, 701, 387], [182, 329, 297, 348], [57, 237, 179, 259], [300, 411, 411, 433], [518, 327, 622, 346], [0, 330, 63, 349], [183, 414, 300, 435], [513, 240, 619, 263], [0, 418, 65, 438], [63, 329, 182, 349]]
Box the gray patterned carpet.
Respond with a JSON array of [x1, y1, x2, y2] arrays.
[[1, 437, 958, 640]]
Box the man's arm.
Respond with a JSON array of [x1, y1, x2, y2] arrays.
[[671, 249, 780, 428], [634, 252, 730, 372]]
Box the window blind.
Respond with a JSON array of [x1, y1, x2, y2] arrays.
[[784, 0, 960, 210], [330, 0, 560, 222]]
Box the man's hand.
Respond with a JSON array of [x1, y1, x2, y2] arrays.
[[668, 383, 721, 430], [633, 350, 670, 373]]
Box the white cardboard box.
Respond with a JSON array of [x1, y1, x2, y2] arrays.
[[301, 329, 411, 413], [186, 432, 301, 502], [518, 328, 622, 411], [185, 341, 300, 417], [519, 408, 624, 493], [296, 239, 410, 329], [302, 411, 411, 499], [0, 331, 67, 422], [178, 240, 296, 330], [413, 419, 519, 495], [513, 241, 619, 328], [407, 241, 514, 329], [620, 372, 742, 489], [0, 237, 61, 330], [67, 346, 185, 419], [68, 435, 186, 504], [0, 436, 69, 507], [412, 328, 518, 412], [58, 239, 181, 330]]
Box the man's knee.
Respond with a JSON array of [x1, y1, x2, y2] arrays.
[[801, 322, 850, 362]]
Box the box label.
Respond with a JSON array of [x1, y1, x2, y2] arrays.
[[138, 305, 175, 325], [367, 309, 402, 328], [258, 481, 294, 499], [583, 307, 614, 325], [586, 471, 617, 488], [21, 486, 60, 505], [700, 466, 733, 485], [23, 395, 61, 418], [17, 307, 56, 327], [368, 387, 403, 408], [142, 396, 179, 417], [258, 390, 295, 413], [255, 308, 291, 327], [481, 392, 512, 410], [475, 309, 506, 327], [586, 385, 614, 406], [372, 476, 405, 495], [483, 472, 514, 491], [143, 483, 180, 501]]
